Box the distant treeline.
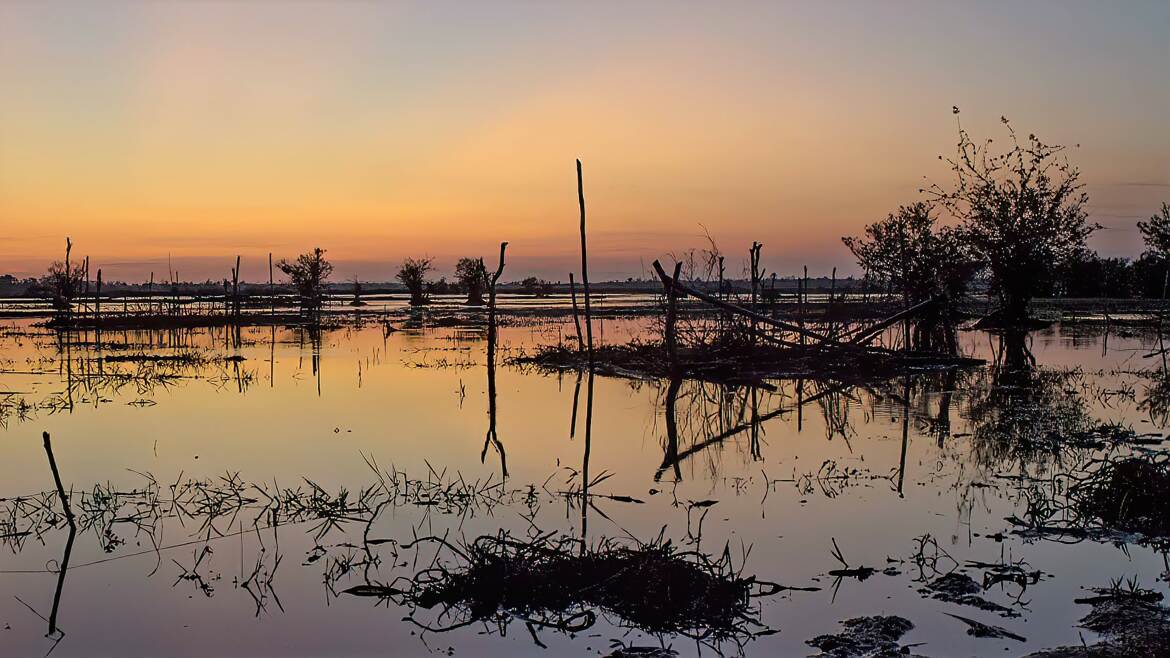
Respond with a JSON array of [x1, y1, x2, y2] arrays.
[[4, 253, 1167, 300], [0, 272, 863, 298]]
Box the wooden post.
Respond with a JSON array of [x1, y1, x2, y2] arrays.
[[577, 159, 594, 365], [749, 243, 761, 311], [569, 272, 584, 352], [718, 256, 725, 301], [749, 242, 762, 345], [269, 252, 275, 318], [718, 255, 726, 337], [61, 238, 73, 323], [663, 261, 683, 373], [827, 266, 837, 337], [95, 269, 102, 324], [82, 256, 89, 319], [64, 238, 72, 309], [801, 265, 808, 347], [803, 266, 808, 303], [233, 255, 241, 319]]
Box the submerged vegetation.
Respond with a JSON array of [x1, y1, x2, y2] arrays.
[[1073, 456, 1170, 542], [343, 531, 778, 650]]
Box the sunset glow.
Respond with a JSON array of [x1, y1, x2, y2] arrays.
[[2, 1, 1167, 281]]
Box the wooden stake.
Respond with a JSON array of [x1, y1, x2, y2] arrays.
[[663, 261, 683, 372], [569, 272, 584, 352], [269, 252, 275, 317]]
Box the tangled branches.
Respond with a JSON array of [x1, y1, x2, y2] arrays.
[[343, 530, 779, 653]]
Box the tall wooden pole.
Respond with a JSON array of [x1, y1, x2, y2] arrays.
[[577, 159, 594, 366]]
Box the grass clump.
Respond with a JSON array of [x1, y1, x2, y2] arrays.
[[347, 531, 778, 646], [1074, 456, 1170, 539]]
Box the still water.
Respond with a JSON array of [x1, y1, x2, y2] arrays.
[[0, 306, 1166, 657]]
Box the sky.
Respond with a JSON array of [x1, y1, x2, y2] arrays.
[[1, 0, 1168, 283]]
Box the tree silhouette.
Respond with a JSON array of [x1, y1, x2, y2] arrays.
[[277, 248, 333, 316], [397, 257, 434, 306], [455, 257, 485, 305], [1138, 202, 1170, 306], [43, 260, 85, 313], [843, 202, 976, 351], [843, 202, 974, 305], [1138, 203, 1170, 258], [929, 111, 1097, 325]]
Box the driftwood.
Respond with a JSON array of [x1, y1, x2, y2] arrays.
[[651, 259, 950, 356], [847, 297, 942, 346], [651, 260, 837, 346]]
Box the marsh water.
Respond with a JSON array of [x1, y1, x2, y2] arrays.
[[2, 298, 1168, 657]]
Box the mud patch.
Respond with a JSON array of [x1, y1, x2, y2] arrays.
[[920, 572, 1019, 617], [806, 616, 919, 657]]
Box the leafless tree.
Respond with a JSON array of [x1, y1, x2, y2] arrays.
[[43, 261, 85, 313]]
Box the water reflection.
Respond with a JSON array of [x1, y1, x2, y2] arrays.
[[657, 378, 792, 482], [2, 315, 1169, 656], [481, 314, 507, 478]]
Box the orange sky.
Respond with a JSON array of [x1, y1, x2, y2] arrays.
[[2, 1, 1168, 282]]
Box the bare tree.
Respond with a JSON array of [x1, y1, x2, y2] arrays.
[[397, 257, 433, 306], [455, 257, 486, 305], [43, 260, 85, 314], [929, 110, 1097, 326], [277, 248, 333, 316], [42, 238, 84, 317]]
